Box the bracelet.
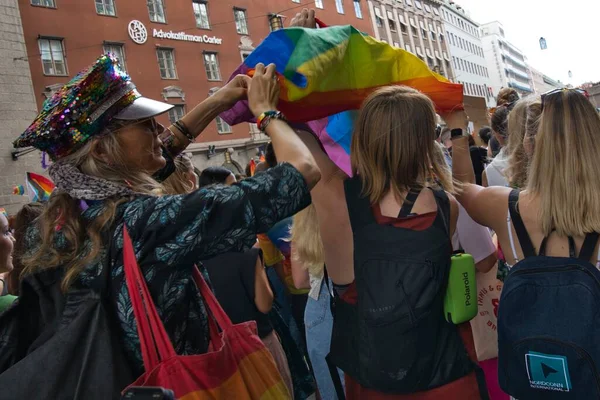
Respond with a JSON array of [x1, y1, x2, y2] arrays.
[[257, 111, 287, 133], [173, 120, 195, 143]]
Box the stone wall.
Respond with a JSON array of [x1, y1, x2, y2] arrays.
[[0, 0, 42, 214]]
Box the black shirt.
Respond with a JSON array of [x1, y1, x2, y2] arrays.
[[470, 146, 488, 186], [203, 248, 273, 339]]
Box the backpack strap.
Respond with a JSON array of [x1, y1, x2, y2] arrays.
[[430, 188, 450, 235], [508, 189, 537, 258], [578, 232, 600, 262], [537, 231, 575, 257], [344, 176, 376, 230], [398, 188, 422, 218]]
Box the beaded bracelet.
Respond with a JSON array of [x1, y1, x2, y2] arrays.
[[257, 110, 287, 133], [173, 120, 195, 143]]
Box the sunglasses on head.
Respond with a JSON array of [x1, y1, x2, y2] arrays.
[[489, 100, 517, 115], [541, 88, 589, 111]]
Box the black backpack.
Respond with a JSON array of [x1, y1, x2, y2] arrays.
[[0, 234, 133, 400], [498, 190, 600, 399], [328, 177, 476, 394]]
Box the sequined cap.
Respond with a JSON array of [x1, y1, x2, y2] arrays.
[[14, 54, 140, 161]]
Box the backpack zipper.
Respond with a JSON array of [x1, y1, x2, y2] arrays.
[[512, 336, 600, 393]]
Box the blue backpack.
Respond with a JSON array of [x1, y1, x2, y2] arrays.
[[498, 190, 600, 399]]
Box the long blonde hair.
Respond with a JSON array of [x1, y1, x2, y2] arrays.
[[506, 97, 542, 188], [351, 86, 453, 204], [291, 204, 324, 276], [527, 90, 600, 237], [163, 153, 195, 194], [23, 123, 163, 291]]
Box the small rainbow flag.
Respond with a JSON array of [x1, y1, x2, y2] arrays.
[[12, 185, 25, 196], [0, 208, 7, 219], [220, 25, 463, 175], [25, 172, 54, 202]]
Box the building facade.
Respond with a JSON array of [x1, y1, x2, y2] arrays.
[[439, 1, 493, 106], [528, 64, 564, 95], [17, 0, 372, 172], [366, 0, 454, 81], [480, 21, 532, 102], [0, 0, 43, 214]]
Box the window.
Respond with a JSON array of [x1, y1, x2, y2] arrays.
[[388, 12, 397, 32], [216, 117, 232, 134], [103, 43, 126, 71], [203, 52, 221, 81], [168, 105, 185, 123], [234, 8, 248, 34], [95, 0, 115, 15], [193, 0, 210, 29], [31, 0, 55, 7], [335, 0, 344, 13], [411, 26, 418, 37], [147, 0, 166, 23], [414, 0, 422, 9], [405, 44, 411, 53], [315, 0, 323, 9], [376, 15, 383, 28], [393, 41, 400, 48], [38, 38, 67, 76], [292, 0, 300, 2], [353, 0, 363, 19], [401, 24, 408, 34], [424, 4, 431, 13], [157, 48, 177, 79], [405, 0, 412, 5], [433, 7, 439, 16]]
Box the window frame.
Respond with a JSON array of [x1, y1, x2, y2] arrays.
[[30, 0, 56, 8], [95, 0, 116, 16], [168, 104, 186, 124], [234, 7, 248, 34], [353, 0, 363, 19], [38, 37, 68, 76], [315, 0, 324, 9], [147, 0, 166, 23], [216, 116, 233, 134], [193, 0, 210, 30], [103, 42, 126, 71], [203, 51, 222, 81], [156, 48, 178, 80], [335, 0, 344, 14]]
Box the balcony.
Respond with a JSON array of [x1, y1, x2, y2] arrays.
[[505, 66, 529, 80], [503, 51, 527, 68]]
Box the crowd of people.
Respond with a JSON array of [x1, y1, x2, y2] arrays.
[[0, 8, 599, 400]]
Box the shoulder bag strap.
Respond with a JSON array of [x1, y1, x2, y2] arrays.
[[123, 226, 177, 371], [578, 232, 600, 262], [508, 189, 537, 258], [398, 188, 421, 218]]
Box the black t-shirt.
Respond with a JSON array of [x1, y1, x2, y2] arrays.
[[470, 146, 488, 186], [202, 248, 273, 338]]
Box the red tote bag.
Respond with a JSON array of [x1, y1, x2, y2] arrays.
[[121, 227, 291, 399]]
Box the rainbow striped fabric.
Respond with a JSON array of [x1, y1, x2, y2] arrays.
[[25, 172, 54, 202], [220, 25, 463, 175]]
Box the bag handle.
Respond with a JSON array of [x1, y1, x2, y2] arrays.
[[123, 226, 177, 371], [192, 267, 234, 331]]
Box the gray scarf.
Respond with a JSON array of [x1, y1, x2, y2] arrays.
[[49, 162, 137, 201]]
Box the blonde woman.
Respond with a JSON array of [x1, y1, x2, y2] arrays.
[[451, 89, 600, 399], [0, 55, 320, 393], [161, 153, 198, 194], [504, 97, 542, 189], [291, 204, 345, 399], [293, 86, 484, 399]]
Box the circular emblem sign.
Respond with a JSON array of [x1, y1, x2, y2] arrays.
[[128, 20, 148, 45]]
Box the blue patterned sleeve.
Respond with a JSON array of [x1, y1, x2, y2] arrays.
[[124, 162, 311, 266]]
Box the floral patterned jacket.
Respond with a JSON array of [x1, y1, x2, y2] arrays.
[[27, 163, 311, 375]]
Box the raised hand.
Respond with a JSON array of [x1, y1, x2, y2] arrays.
[[248, 63, 280, 118]]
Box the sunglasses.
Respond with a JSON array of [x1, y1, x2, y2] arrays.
[[541, 88, 588, 111], [115, 117, 164, 135]]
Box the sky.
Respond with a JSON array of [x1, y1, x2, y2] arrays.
[[454, 0, 600, 86]]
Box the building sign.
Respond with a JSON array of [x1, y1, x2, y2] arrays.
[[128, 20, 222, 45], [128, 20, 148, 44], [152, 29, 222, 45]]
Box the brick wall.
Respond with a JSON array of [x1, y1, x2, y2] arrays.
[[0, 0, 42, 214]]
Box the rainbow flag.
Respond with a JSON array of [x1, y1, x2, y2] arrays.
[[220, 25, 463, 175], [25, 172, 54, 202]]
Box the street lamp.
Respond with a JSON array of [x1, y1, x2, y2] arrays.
[[269, 14, 284, 31]]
